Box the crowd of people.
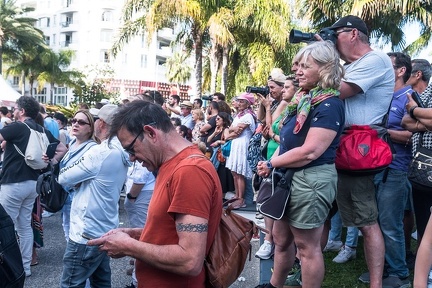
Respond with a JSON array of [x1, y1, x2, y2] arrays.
[[1, 14, 432, 288]]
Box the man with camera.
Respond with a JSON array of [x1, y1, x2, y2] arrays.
[[326, 15, 394, 288]]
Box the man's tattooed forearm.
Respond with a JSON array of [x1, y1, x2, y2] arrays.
[[176, 223, 208, 233]]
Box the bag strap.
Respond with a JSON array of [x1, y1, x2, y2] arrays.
[[13, 120, 46, 158]]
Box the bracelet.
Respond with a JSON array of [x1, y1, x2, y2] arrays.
[[409, 106, 418, 119]]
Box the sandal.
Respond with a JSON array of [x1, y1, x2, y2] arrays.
[[231, 199, 246, 210]]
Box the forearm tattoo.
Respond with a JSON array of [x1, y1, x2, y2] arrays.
[[176, 223, 208, 233]]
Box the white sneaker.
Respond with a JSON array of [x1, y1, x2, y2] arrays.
[[42, 211, 55, 218], [412, 230, 418, 240], [255, 240, 274, 259], [332, 246, 356, 263], [224, 192, 236, 200], [323, 240, 343, 252]]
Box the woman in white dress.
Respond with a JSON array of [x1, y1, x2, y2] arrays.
[[225, 93, 257, 209]]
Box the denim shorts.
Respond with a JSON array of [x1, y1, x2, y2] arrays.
[[337, 173, 378, 227], [287, 164, 337, 229]]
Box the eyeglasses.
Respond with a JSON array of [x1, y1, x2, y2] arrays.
[[124, 130, 143, 155], [124, 122, 156, 155], [71, 118, 90, 126], [335, 29, 353, 36]]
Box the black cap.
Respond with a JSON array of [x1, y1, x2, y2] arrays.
[[330, 15, 368, 36]]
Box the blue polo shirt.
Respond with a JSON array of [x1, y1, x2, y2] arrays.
[[388, 85, 413, 172]]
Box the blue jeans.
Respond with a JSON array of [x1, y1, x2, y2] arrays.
[[245, 177, 254, 205], [374, 168, 410, 278], [61, 240, 111, 288], [329, 211, 359, 247]]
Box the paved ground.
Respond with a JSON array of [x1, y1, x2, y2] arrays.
[[23, 200, 260, 288]]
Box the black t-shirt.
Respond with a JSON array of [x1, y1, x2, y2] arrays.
[[0, 119, 58, 184]]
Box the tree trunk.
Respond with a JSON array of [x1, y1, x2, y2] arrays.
[[209, 38, 220, 94], [221, 45, 230, 95], [193, 26, 203, 98]]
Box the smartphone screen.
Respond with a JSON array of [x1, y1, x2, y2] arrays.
[[46, 142, 58, 159]]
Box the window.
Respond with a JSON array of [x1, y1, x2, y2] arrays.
[[13, 76, 19, 85], [100, 30, 112, 42], [141, 54, 147, 68], [46, 17, 50, 27], [101, 11, 112, 22], [53, 34, 56, 46], [101, 50, 110, 63], [53, 15, 56, 25], [45, 36, 50, 45], [141, 34, 146, 48]]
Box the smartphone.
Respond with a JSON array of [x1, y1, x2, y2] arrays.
[[82, 232, 93, 240], [46, 142, 58, 159], [411, 91, 425, 108]]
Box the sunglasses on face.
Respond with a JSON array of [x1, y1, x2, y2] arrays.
[[71, 118, 90, 126]]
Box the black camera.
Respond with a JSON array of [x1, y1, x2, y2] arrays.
[[289, 28, 337, 44], [201, 95, 213, 101], [246, 86, 270, 95]]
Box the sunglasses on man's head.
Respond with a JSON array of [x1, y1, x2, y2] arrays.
[[71, 118, 90, 126]]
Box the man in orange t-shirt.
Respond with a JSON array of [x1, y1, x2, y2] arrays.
[[89, 101, 222, 288]]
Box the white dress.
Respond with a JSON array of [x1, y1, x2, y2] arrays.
[[225, 112, 256, 178]]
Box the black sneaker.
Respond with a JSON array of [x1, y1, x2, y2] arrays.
[[124, 283, 135, 288], [406, 251, 416, 270]]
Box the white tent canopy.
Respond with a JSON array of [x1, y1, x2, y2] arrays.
[[0, 75, 21, 108]]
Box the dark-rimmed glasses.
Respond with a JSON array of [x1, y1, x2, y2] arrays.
[[71, 118, 90, 126], [335, 29, 353, 36], [124, 130, 143, 155], [124, 122, 156, 155]]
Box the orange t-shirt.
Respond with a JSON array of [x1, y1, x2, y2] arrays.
[[136, 146, 222, 287]]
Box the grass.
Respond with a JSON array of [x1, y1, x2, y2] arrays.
[[321, 231, 416, 288]]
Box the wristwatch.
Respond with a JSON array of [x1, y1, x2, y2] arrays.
[[266, 160, 273, 169], [126, 193, 137, 200]]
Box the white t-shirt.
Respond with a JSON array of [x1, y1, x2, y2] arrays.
[[343, 50, 395, 125]]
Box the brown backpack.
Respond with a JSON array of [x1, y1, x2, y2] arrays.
[[205, 199, 264, 288]]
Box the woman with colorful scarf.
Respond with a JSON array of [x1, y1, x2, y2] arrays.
[[256, 41, 345, 288], [225, 92, 257, 209]]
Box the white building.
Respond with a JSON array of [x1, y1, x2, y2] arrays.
[[13, 0, 194, 106]]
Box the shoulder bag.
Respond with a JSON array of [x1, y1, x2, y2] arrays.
[[408, 132, 432, 189]]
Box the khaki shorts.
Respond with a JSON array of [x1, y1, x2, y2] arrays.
[[287, 164, 337, 229], [337, 173, 378, 227]]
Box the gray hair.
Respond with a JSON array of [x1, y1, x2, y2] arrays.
[[296, 41, 344, 89], [411, 59, 432, 83]]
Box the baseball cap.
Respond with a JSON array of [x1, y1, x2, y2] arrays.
[[89, 104, 118, 125], [330, 15, 368, 36], [180, 101, 193, 108], [236, 92, 255, 105]]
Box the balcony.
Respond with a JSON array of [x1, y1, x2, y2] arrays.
[[157, 28, 175, 41], [60, 21, 78, 32], [59, 0, 78, 13], [60, 40, 77, 49]]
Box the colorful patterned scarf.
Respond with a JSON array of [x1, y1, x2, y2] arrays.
[[279, 87, 339, 133]]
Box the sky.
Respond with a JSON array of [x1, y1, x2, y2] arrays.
[[375, 21, 432, 63]]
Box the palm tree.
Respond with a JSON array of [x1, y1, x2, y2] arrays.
[[37, 49, 83, 104], [296, 0, 432, 54], [0, 0, 46, 73], [4, 44, 48, 95], [114, 0, 212, 98], [165, 51, 192, 84]]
